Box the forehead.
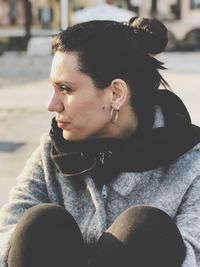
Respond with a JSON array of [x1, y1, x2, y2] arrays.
[[50, 51, 80, 82]]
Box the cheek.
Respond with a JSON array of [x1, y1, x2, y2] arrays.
[[78, 103, 99, 122], [62, 96, 81, 118], [63, 90, 110, 125], [70, 96, 101, 116]]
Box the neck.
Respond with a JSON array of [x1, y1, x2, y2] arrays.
[[105, 106, 139, 139]]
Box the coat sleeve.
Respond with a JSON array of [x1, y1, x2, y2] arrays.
[[175, 174, 200, 267], [0, 145, 50, 267]]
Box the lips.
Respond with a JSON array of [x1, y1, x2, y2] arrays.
[[56, 119, 68, 129], [57, 122, 66, 129]]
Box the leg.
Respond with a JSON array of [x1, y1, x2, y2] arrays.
[[8, 203, 87, 267], [91, 205, 186, 267]]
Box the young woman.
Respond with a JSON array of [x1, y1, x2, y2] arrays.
[[0, 17, 200, 267]]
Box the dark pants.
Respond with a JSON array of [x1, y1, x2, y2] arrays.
[[8, 204, 186, 267]]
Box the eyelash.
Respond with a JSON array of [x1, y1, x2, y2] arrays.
[[59, 85, 73, 94]]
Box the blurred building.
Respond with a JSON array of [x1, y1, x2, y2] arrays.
[[0, 0, 200, 29], [0, 0, 59, 29], [0, 0, 25, 26]]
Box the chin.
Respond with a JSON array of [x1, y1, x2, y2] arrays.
[[63, 131, 74, 141], [62, 130, 84, 141]]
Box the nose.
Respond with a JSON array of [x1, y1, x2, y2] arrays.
[[48, 93, 64, 113]]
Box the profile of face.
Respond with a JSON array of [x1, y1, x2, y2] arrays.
[[48, 51, 118, 141]]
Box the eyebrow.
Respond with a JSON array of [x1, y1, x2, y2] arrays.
[[50, 78, 77, 86]]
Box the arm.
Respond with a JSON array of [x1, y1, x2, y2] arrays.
[[175, 175, 200, 267], [0, 145, 50, 266]]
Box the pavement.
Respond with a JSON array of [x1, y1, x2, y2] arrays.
[[0, 51, 200, 207], [0, 52, 53, 206]]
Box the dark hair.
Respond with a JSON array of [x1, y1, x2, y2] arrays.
[[52, 17, 169, 130]]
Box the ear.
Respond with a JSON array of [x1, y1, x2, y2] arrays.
[[110, 79, 129, 109]]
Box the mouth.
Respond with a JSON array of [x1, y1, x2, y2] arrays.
[[56, 120, 68, 129], [57, 122, 66, 129]]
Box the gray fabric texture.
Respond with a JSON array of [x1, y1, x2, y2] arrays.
[[0, 107, 200, 267]]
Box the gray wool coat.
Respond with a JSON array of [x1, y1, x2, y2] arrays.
[[0, 108, 200, 267]]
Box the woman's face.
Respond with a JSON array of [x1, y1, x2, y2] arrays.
[[48, 51, 113, 141]]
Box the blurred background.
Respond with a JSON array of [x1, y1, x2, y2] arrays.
[[0, 0, 200, 206]]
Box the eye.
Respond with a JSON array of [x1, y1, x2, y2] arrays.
[[60, 85, 73, 95]]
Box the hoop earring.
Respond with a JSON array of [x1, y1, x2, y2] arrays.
[[111, 107, 119, 124]]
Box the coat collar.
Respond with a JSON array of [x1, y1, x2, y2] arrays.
[[50, 90, 200, 186]]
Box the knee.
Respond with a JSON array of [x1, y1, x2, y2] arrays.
[[109, 205, 176, 231], [107, 205, 185, 253], [8, 206, 87, 267], [121, 204, 169, 219], [18, 203, 66, 223], [107, 205, 185, 258], [108, 205, 167, 231], [104, 205, 185, 267], [14, 203, 76, 236]]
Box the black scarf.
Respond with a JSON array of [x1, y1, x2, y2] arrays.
[[50, 90, 200, 185]]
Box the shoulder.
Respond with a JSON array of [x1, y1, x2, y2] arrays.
[[180, 141, 200, 164], [39, 133, 51, 156], [167, 141, 200, 181], [24, 133, 52, 168], [169, 123, 200, 174], [40, 133, 51, 151]]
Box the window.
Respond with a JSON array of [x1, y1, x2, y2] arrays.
[[191, 0, 200, 9]]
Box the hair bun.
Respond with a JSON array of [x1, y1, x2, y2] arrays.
[[128, 17, 168, 54]]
